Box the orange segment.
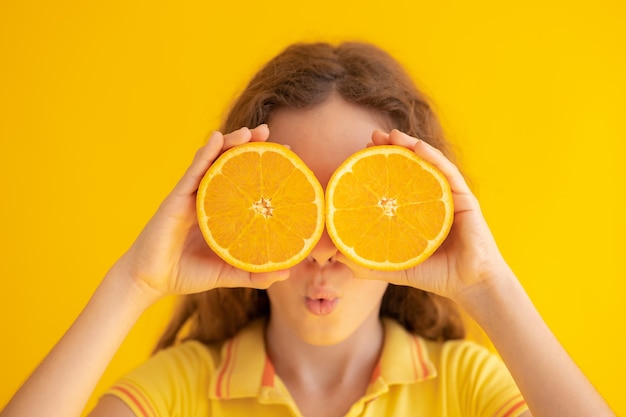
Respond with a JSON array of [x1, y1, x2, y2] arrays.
[[197, 142, 325, 272], [325, 145, 454, 271]]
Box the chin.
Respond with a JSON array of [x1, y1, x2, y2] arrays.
[[295, 319, 358, 346]]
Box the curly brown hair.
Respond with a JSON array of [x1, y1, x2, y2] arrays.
[[155, 42, 465, 351]]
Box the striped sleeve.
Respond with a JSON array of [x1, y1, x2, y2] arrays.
[[103, 341, 215, 417], [106, 381, 160, 417], [491, 393, 527, 417], [441, 340, 529, 417]]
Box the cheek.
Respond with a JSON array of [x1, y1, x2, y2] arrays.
[[353, 280, 389, 306], [265, 272, 309, 315], [266, 279, 295, 305]]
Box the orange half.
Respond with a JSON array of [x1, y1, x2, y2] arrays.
[[197, 142, 325, 272], [325, 145, 454, 271]]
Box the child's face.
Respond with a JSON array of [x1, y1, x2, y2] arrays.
[[265, 95, 391, 346]]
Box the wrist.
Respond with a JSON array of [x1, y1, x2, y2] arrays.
[[105, 259, 164, 313], [454, 260, 521, 327]]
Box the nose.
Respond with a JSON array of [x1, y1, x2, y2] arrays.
[[308, 229, 339, 267]]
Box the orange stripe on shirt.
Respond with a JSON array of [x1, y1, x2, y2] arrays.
[[110, 383, 156, 417], [215, 339, 235, 399], [369, 362, 381, 384], [224, 336, 239, 398], [493, 394, 526, 417], [409, 347, 418, 381], [413, 336, 430, 379], [262, 356, 275, 387], [501, 400, 526, 417]]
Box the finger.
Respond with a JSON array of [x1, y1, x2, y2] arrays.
[[222, 127, 252, 150], [174, 131, 225, 196], [388, 129, 473, 196], [387, 129, 420, 148], [218, 268, 291, 289], [335, 252, 394, 282], [335, 252, 371, 278], [371, 129, 390, 146], [249, 124, 270, 142], [412, 137, 473, 195], [187, 125, 268, 188], [249, 269, 290, 289]]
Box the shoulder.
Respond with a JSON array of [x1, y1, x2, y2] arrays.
[[426, 337, 501, 372], [378, 319, 528, 417], [103, 320, 269, 417], [154, 339, 220, 372], [428, 339, 527, 416], [104, 340, 222, 417], [380, 319, 505, 383], [129, 339, 220, 384]]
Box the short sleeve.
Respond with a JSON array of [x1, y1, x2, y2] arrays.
[[104, 341, 215, 417], [440, 340, 529, 417]]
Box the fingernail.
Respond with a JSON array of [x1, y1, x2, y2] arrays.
[[207, 130, 220, 143], [274, 269, 290, 280]]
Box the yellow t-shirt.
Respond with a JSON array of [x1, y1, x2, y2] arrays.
[[105, 319, 528, 417]]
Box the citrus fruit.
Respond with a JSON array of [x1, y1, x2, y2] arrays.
[[196, 142, 325, 272], [325, 145, 454, 271]]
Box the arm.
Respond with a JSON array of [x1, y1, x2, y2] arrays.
[[460, 262, 612, 416], [0, 125, 287, 417], [346, 129, 614, 417], [0, 265, 154, 417]]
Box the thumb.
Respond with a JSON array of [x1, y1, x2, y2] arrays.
[[175, 131, 225, 197], [245, 269, 291, 290], [210, 267, 291, 290]]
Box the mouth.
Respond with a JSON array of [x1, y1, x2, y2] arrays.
[[304, 297, 338, 316]]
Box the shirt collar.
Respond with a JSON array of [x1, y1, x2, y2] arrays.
[[208, 318, 437, 401], [209, 319, 270, 400], [376, 318, 438, 385]]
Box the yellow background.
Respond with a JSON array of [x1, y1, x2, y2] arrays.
[[1, 0, 624, 414]]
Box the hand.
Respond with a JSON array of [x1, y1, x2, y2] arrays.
[[114, 125, 289, 302], [337, 129, 510, 306]]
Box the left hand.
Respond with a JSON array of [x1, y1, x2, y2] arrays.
[[336, 129, 511, 306]]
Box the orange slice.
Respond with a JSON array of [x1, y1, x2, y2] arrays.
[[197, 142, 325, 272], [325, 145, 454, 271]]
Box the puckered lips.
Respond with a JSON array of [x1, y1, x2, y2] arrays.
[[304, 287, 338, 316]]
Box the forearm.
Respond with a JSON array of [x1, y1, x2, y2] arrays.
[[1, 264, 157, 417], [461, 265, 614, 416]]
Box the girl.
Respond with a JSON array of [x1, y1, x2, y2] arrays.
[[1, 42, 614, 417]]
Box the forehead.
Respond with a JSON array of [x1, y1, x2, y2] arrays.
[[267, 97, 390, 187]]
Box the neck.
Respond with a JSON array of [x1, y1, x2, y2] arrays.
[[264, 314, 384, 391]]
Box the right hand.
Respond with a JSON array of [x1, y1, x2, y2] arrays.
[[337, 129, 510, 306], [114, 124, 289, 302]]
